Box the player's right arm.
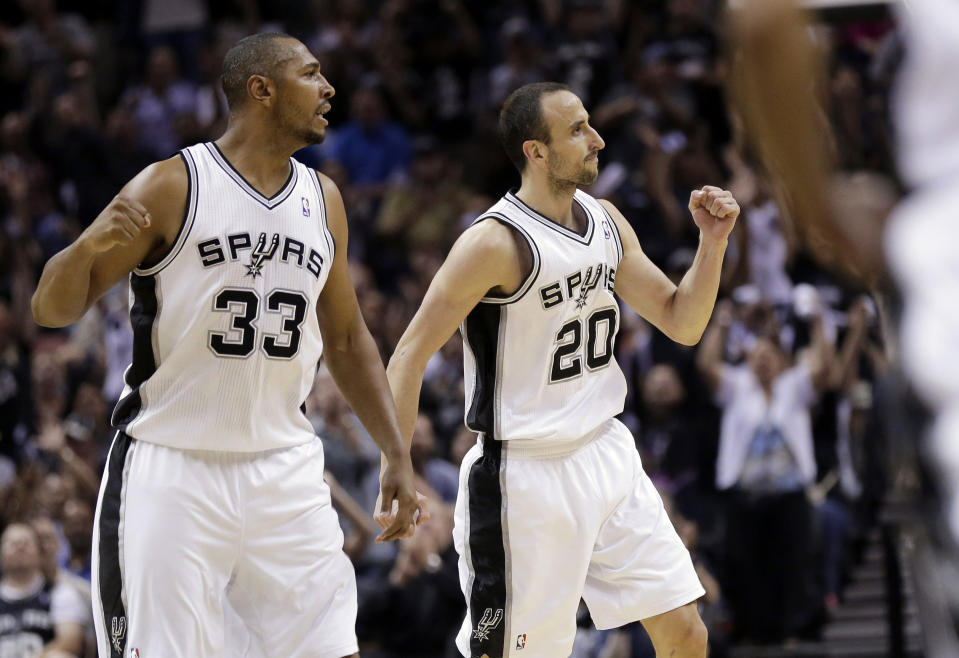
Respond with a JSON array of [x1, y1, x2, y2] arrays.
[[387, 219, 526, 444], [31, 157, 187, 327]]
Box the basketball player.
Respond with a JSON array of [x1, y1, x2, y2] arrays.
[[730, 2, 959, 654], [384, 82, 739, 657], [31, 33, 423, 658]]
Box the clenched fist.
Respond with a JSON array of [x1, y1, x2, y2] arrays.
[[688, 186, 740, 244], [80, 195, 152, 253]]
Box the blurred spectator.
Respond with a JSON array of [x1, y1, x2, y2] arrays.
[[0, 522, 85, 657], [487, 17, 547, 109], [409, 414, 458, 504], [698, 299, 830, 643], [550, 0, 621, 109], [120, 45, 199, 159], [356, 503, 463, 658], [328, 83, 411, 195]]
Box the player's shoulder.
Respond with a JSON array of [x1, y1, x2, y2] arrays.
[[127, 155, 189, 199], [452, 215, 527, 264], [312, 169, 339, 197]]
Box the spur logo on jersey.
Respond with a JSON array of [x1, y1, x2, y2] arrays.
[[246, 232, 279, 278], [196, 231, 326, 280], [472, 607, 503, 641], [111, 616, 126, 654], [539, 262, 616, 311]]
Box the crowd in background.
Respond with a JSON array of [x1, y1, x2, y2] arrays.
[[0, 0, 905, 656]]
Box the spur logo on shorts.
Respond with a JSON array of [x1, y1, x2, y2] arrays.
[[472, 607, 503, 640], [111, 616, 126, 653]]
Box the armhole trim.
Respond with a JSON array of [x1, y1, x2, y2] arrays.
[[597, 203, 624, 263], [310, 168, 336, 260], [135, 150, 198, 276], [476, 212, 541, 305]]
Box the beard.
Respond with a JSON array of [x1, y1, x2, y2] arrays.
[[300, 126, 326, 145], [277, 101, 327, 146], [546, 152, 599, 192]]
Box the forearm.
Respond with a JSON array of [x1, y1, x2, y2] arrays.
[[729, 0, 830, 236], [324, 324, 406, 461], [385, 345, 428, 450], [669, 236, 728, 345], [31, 240, 98, 327]]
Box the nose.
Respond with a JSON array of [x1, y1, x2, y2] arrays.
[[320, 74, 335, 100], [589, 125, 605, 152]]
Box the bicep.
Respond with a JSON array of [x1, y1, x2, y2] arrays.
[[88, 158, 188, 304], [392, 229, 517, 368]]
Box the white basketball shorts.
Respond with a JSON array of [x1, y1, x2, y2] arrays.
[[91, 433, 358, 658], [453, 418, 704, 658]]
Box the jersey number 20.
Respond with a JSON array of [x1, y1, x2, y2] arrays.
[[209, 288, 308, 359], [549, 307, 617, 382]]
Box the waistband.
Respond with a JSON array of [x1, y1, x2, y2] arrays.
[[490, 421, 609, 459]]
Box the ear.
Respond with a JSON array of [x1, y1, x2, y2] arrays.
[[521, 139, 547, 170], [247, 75, 275, 108]]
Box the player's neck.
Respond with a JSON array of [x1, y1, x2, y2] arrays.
[[515, 179, 578, 231], [214, 124, 296, 197]]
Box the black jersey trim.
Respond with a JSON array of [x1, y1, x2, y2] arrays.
[[111, 274, 159, 430], [465, 436, 510, 658], [309, 168, 336, 259], [463, 304, 503, 435], [505, 189, 595, 244], [472, 212, 541, 305], [94, 431, 134, 658], [597, 202, 624, 263], [204, 142, 298, 209], [135, 149, 199, 276]]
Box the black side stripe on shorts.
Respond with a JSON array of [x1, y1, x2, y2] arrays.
[[467, 436, 508, 658], [98, 432, 134, 658]]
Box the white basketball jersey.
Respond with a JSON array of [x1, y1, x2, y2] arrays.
[[112, 143, 335, 452], [461, 189, 627, 443], [894, 0, 959, 189]]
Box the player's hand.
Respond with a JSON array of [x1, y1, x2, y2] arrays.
[[374, 485, 431, 541], [688, 186, 740, 243], [80, 195, 152, 253], [373, 454, 421, 543]]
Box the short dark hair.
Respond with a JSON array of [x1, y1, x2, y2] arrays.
[[220, 32, 298, 111], [498, 82, 570, 173]]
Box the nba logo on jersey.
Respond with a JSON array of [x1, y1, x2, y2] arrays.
[[516, 634, 527, 649], [601, 219, 611, 240], [301, 197, 310, 216], [129, 649, 140, 658]]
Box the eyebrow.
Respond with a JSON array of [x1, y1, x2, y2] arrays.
[[570, 117, 588, 130]]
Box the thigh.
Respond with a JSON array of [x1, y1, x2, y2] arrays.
[[453, 439, 595, 658], [230, 440, 359, 658], [93, 436, 241, 658], [584, 445, 704, 630]]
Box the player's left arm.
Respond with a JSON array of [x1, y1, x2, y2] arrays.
[[315, 172, 423, 542], [601, 186, 739, 345]]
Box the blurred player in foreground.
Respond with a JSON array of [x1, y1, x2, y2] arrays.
[[730, 0, 959, 653]]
